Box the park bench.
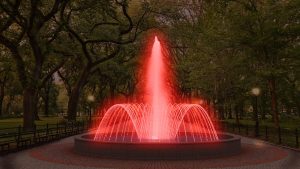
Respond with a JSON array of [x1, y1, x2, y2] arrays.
[[55, 124, 66, 138], [34, 124, 63, 143], [16, 129, 34, 148], [74, 121, 85, 134], [0, 142, 10, 151], [0, 140, 15, 151], [55, 121, 85, 137], [63, 122, 75, 136], [16, 137, 31, 148], [34, 132, 48, 143], [47, 126, 60, 140], [34, 126, 49, 144], [0, 127, 33, 151], [0, 128, 19, 152]]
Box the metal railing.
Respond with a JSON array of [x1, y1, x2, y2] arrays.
[[220, 121, 299, 149], [0, 120, 89, 155]]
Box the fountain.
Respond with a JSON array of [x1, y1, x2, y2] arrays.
[[74, 34, 241, 159]]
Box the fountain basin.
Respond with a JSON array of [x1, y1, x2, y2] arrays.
[[74, 133, 241, 160]]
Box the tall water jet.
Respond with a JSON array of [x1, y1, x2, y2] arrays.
[[146, 36, 170, 140], [93, 35, 219, 142], [75, 33, 241, 159]]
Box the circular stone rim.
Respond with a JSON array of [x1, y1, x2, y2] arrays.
[[74, 133, 241, 160]]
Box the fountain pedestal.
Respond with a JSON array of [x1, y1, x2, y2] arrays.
[[74, 133, 241, 160]]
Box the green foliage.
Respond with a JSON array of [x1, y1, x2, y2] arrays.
[[166, 0, 300, 120], [0, 0, 299, 127]]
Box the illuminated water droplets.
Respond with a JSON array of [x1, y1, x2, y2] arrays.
[[94, 36, 219, 143]]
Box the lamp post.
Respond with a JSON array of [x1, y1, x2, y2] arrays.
[[251, 87, 260, 137], [87, 95, 95, 124]]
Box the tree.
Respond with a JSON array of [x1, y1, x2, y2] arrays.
[[39, 76, 59, 117], [0, 49, 10, 116], [222, 0, 300, 127], [0, 46, 22, 117], [0, 0, 69, 130], [57, 0, 149, 121], [163, 0, 300, 125]]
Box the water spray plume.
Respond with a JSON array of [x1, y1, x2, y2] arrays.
[[94, 34, 219, 143]]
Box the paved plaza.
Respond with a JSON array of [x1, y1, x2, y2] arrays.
[[0, 134, 299, 169]]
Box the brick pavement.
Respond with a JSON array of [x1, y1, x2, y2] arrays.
[[0, 134, 299, 169]]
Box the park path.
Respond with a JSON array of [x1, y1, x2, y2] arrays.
[[0, 134, 299, 169]]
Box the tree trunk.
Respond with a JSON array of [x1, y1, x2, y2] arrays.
[[32, 92, 40, 120], [110, 84, 116, 98], [261, 90, 267, 120], [5, 95, 13, 115], [44, 82, 51, 117], [239, 101, 244, 120], [0, 74, 8, 116], [34, 95, 40, 120], [228, 104, 233, 119], [268, 77, 279, 128], [109, 83, 116, 105], [67, 66, 90, 121], [218, 104, 225, 120], [294, 99, 300, 117], [0, 84, 4, 116], [291, 90, 300, 117], [44, 91, 49, 117], [234, 104, 240, 125], [23, 87, 37, 131], [67, 88, 81, 121]]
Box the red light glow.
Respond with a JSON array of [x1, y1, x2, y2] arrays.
[[94, 34, 219, 143]]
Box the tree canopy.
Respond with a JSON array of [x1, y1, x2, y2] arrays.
[[0, 0, 299, 129]]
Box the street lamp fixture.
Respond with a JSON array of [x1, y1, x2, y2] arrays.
[[87, 95, 95, 124], [87, 95, 95, 102], [251, 87, 261, 96], [251, 87, 260, 137], [198, 99, 204, 105]]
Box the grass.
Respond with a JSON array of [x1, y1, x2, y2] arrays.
[[0, 117, 62, 129], [0, 116, 89, 130], [224, 118, 300, 129]]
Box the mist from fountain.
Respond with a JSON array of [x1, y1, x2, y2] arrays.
[[94, 36, 219, 143]]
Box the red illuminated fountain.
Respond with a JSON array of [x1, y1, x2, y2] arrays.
[[94, 36, 218, 143], [74, 34, 241, 159]]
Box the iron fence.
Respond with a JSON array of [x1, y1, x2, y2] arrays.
[[0, 120, 90, 155], [219, 121, 299, 149]]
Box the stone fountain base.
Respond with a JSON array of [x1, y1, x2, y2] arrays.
[[74, 133, 241, 160]]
